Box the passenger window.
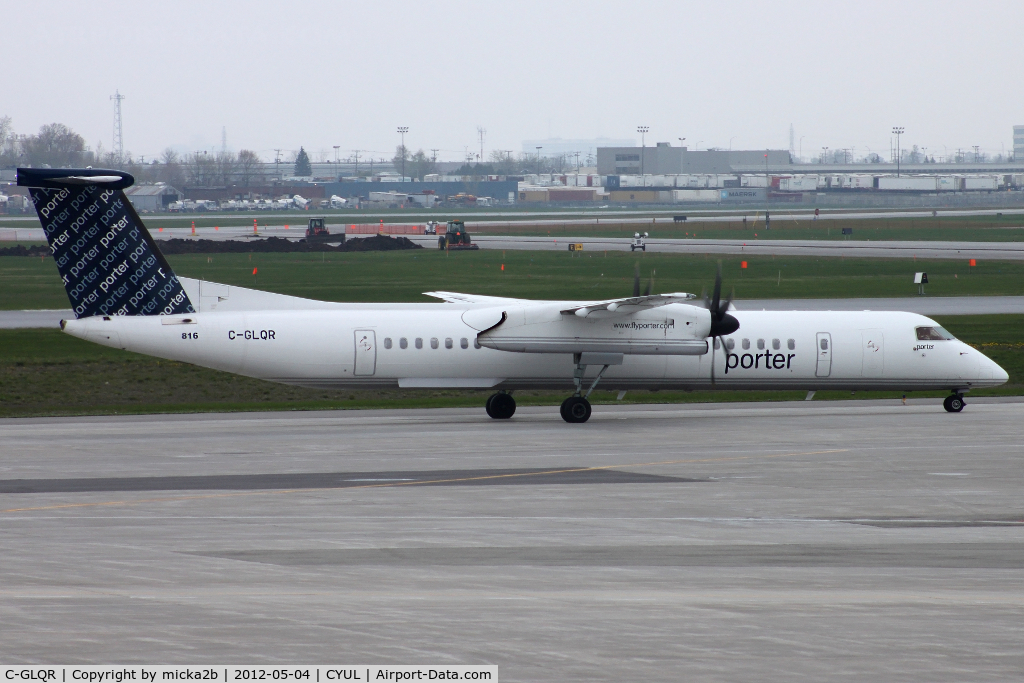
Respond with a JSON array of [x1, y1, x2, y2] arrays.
[[461, 337, 469, 349], [714, 338, 721, 350], [757, 339, 765, 350], [415, 337, 423, 349], [772, 339, 780, 350], [383, 337, 392, 349], [742, 338, 750, 350], [916, 326, 954, 341], [820, 338, 829, 350], [787, 339, 795, 350], [445, 337, 453, 349], [474, 338, 482, 349], [430, 337, 439, 349], [725, 338, 735, 350], [400, 337, 408, 349]]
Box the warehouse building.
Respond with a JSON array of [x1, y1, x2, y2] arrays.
[[597, 142, 791, 175], [125, 183, 180, 212]]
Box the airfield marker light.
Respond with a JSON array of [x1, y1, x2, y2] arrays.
[[158, 227, 163, 232], [501, 264, 505, 271], [191, 221, 195, 236], [741, 261, 748, 269], [969, 258, 976, 267], [285, 225, 289, 230]]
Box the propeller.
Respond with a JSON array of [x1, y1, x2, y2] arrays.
[[632, 262, 655, 298], [701, 262, 740, 383]]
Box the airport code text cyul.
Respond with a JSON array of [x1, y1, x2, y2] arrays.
[[1, 668, 497, 683]]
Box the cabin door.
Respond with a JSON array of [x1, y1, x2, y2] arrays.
[[353, 330, 377, 376], [815, 332, 832, 377]]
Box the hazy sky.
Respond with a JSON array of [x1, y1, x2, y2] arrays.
[[5, 0, 1023, 162]]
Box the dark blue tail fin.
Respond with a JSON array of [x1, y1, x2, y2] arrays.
[[18, 168, 194, 318]]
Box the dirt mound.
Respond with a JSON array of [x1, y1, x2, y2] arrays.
[[0, 235, 423, 257], [157, 235, 422, 254]]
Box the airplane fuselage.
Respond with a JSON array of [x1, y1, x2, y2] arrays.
[[64, 302, 1006, 394]]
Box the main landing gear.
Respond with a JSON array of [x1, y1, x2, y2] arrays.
[[485, 391, 516, 419], [559, 353, 615, 424], [943, 393, 965, 413]]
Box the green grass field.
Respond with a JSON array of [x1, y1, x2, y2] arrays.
[[3, 249, 1023, 311]]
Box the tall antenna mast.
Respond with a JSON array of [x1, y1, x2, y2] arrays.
[[221, 126, 227, 154], [110, 90, 125, 165], [477, 126, 486, 164]]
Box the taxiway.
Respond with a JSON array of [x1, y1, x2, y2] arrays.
[[1, 401, 1023, 680]]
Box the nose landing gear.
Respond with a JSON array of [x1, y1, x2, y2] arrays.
[[943, 393, 965, 413], [485, 392, 516, 419]]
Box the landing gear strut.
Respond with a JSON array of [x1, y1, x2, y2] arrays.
[[943, 393, 965, 413], [560, 354, 613, 423], [486, 392, 516, 419]]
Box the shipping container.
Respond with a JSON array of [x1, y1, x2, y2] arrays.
[[963, 176, 998, 191], [937, 176, 961, 191], [778, 176, 819, 192], [672, 189, 721, 203], [741, 175, 768, 188], [608, 190, 662, 202], [877, 176, 940, 191], [719, 188, 766, 202]]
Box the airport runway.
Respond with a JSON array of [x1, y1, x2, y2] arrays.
[[2, 401, 1023, 680], [3, 295, 1024, 329]]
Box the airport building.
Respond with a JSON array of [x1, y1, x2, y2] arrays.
[[125, 183, 181, 212], [597, 142, 792, 175], [1014, 125, 1024, 161]]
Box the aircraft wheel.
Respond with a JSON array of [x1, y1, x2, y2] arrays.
[[943, 394, 965, 413], [485, 393, 497, 418], [489, 392, 516, 419], [560, 396, 592, 423]]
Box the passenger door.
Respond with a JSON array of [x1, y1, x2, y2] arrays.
[[353, 329, 377, 376], [815, 332, 832, 377], [861, 329, 884, 377]]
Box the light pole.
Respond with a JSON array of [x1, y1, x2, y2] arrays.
[[333, 145, 340, 179], [637, 126, 649, 181], [536, 146, 542, 171], [729, 136, 736, 150], [397, 126, 409, 179], [892, 127, 904, 177], [821, 146, 829, 164]]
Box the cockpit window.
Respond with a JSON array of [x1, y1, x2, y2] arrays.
[[916, 326, 954, 341]]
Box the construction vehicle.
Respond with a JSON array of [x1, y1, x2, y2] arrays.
[[631, 231, 649, 252], [305, 217, 343, 243], [438, 220, 479, 250]]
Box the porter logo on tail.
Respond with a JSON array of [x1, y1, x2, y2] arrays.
[[18, 168, 194, 318]]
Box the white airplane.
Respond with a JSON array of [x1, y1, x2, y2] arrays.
[[19, 168, 1008, 423]]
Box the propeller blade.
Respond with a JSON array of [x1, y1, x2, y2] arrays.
[[633, 263, 641, 298], [711, 263, 723, 320]]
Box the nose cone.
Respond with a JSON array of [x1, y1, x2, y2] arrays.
[[989, 357, 1010, 384]]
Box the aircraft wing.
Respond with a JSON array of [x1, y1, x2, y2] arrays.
[[560, 292, 697, 318], [423, 291, 531, 305]]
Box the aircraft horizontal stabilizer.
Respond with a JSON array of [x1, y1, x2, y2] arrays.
[[560, 292, 696, 318]]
